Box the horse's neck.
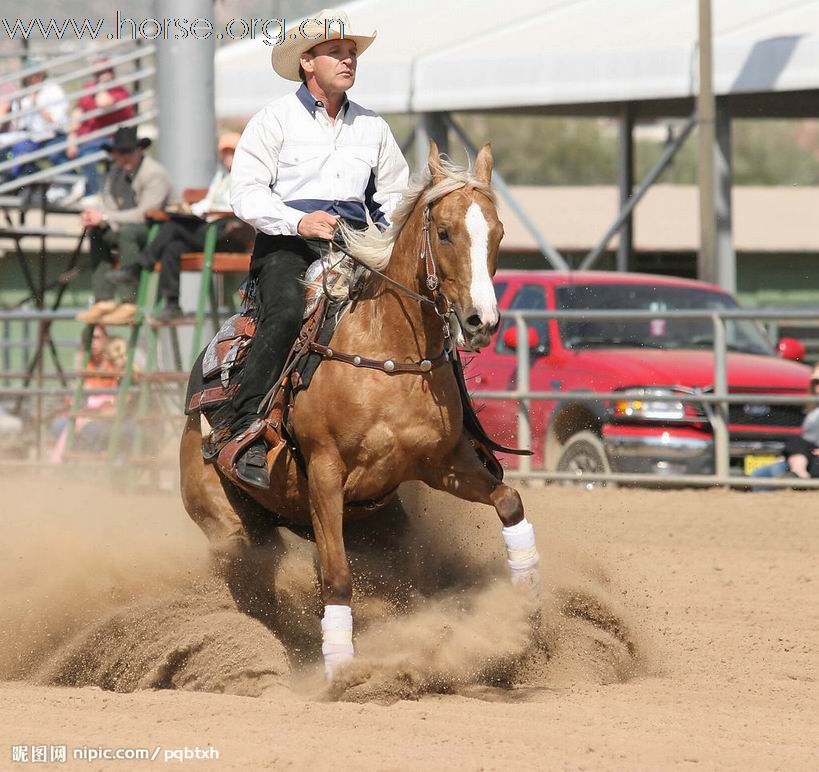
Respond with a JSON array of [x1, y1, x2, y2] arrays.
[[340, 204, 444, 360]]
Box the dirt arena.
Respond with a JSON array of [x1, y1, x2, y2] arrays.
[[0, 472, 816, 771]]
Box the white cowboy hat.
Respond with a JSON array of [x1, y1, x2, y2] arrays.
[[271, 9, 376, 82]]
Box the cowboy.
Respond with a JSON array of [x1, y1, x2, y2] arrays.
[[225, 8, 409, 488], [76, 126, 173, 325], [107, 132, 251, 322]]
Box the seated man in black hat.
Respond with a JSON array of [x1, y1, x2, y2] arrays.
[[76, 126, 173, 325]]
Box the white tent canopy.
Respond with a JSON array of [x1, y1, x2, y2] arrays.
[[215, 0, 819, 119]]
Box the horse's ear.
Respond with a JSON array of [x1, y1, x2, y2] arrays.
[[474, 143, 494, 184], [427, 140, 445, 184]]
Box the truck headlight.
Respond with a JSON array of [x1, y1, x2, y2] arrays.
[[612, 388, 686, 421]]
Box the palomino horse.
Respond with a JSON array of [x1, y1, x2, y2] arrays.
[[180, 142, 541, 679]]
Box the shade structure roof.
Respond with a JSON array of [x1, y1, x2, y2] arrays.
[[215, 0, 819, 118]]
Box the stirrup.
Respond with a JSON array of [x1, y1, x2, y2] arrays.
[[235, 441, 271, 490]]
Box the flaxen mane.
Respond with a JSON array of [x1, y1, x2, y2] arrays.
[[336, 156, 496, 271]]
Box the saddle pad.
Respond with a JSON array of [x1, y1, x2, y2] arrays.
[[185, 299, 345, 420], [202, 312, 256, 382]]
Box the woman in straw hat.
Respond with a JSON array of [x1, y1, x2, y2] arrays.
[[223, 8, 409, 489]]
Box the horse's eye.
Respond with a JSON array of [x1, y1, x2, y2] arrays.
[[437, 228, 450, 242]]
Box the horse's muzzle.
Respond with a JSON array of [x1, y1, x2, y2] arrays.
[[460, 310, 500, 351]]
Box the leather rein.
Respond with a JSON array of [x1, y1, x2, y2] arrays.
[[308, 206, 456, 375]]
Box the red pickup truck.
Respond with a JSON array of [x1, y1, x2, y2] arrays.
[[471, 271, 812, 478]]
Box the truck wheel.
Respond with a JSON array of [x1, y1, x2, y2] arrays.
[[555, 431, 612, 489]]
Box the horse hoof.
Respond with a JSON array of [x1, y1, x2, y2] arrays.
[[510, 566, 542, 597], [323, 652, 354, 682]]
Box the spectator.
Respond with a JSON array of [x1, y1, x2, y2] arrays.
[[782, 367, 819, 479], [751, 366, 819, 487], [0, 81, 18, 133], [6, 61, 70, 179], [50, 325, 117, 462], [76, 126, 173, 326], [0, 81, 24, 164], [66, 58, 136, 200], [0, 403, 23, 440], [106, 132, 251, 322]]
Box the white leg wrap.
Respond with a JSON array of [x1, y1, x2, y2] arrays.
[[321, 604, 354, 680], [502, 518, 542, 595]]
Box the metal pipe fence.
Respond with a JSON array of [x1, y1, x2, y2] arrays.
[[488, 308, 819, 489], [0, 39, 140, 86], [0, 40, 156, 193], [5, 44, 156, 103], [1, 306, 818, 488], [0, 110, 158, 193], [0, 66, 157, 136]]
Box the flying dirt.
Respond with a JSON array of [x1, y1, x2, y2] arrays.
[[1, 475, 816, 770]]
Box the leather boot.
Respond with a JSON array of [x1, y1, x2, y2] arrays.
[[235, 439, 270, 489]]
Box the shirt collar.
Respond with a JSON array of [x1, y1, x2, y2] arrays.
[[295, 83, 349, 117]]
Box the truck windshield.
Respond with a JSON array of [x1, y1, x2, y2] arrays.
[[556, 284, 774, 355]]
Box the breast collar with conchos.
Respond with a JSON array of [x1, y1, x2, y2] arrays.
[[308, 205, 455, 375]]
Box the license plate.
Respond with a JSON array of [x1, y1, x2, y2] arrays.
[[743, 455, 781, 475]]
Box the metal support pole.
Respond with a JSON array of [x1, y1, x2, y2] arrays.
[[515, 315, 532, 476], [154, 0, 217, 189], [698, 0, 717, 284], [580, 115, 697, 270], [715, 97, 736, 293], [616, 104, 635, 272], [399, 126, 416, 158], [414, 113, 449, 172], [711, 313, 730, 481], [444, 114, 570, 271]]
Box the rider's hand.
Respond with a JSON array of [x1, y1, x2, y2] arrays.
[[297, 211, 338, 240]]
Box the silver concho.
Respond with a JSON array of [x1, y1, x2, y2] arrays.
[[353, 356, 362, 366], [384, 360, 396, 372], [420, 359, 432, 372], [325, 348, 334, 358], [426, 275, 439, 291]]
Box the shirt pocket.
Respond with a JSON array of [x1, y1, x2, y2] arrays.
[[278, 144, 327, 168], [342, 146, 378, 193]]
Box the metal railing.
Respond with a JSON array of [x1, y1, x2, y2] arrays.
[[2, 305, 818, 487], [0, 306, 186, 464], [0, 40, 155, 193], [485, 308, 819, 488]]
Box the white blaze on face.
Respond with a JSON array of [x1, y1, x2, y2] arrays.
[[465, 202, 498, 327]]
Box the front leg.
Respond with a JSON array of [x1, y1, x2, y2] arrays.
[[420, 435, 541, 594], [307, 452, 355, 680]]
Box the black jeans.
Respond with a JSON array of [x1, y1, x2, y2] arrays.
[[139, 217, 243, 302], [229, 233, 319, 433]]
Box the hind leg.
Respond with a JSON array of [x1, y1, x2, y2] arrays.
[[181, 414, 290, 631], [419, 434, 541, 594], [180, 414, 252, 565]]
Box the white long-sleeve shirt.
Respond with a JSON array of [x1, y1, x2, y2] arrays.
[[18, 82, 69, 142], [190, 165, 232, 218], [230, 84, 409, 236]]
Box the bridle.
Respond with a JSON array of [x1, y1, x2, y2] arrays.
[[308, 204, 458, 373], [330, 207, 448, 311]]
